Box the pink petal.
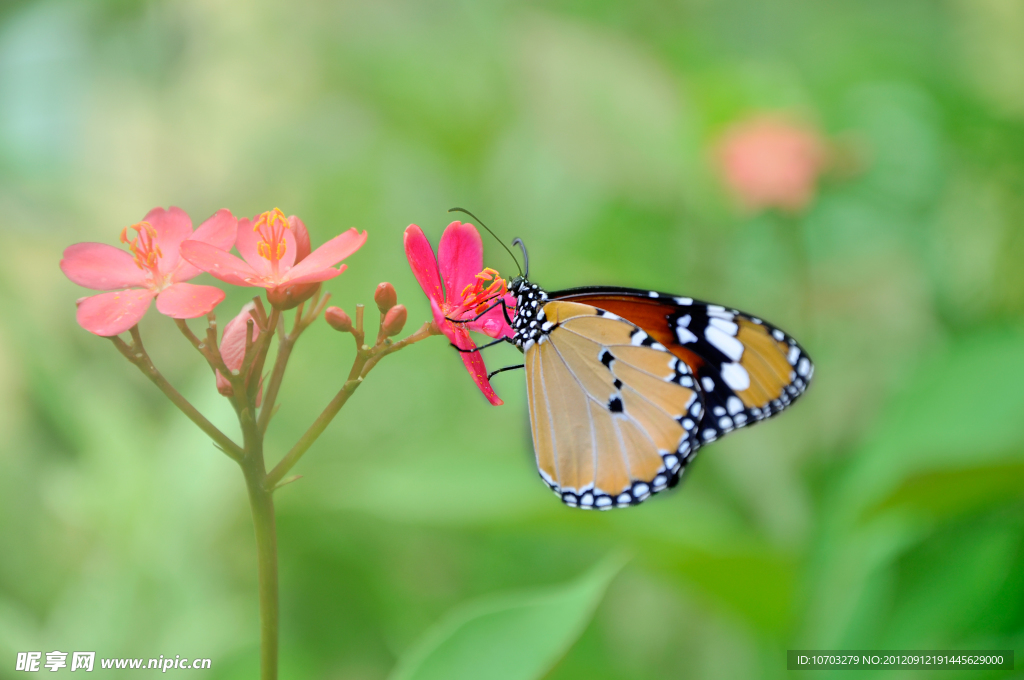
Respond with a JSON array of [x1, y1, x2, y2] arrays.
[[75, 288, 154, 336], [281, 228, 367, 285], [281, 263, 346, 287], [448, 324, 503, 406], [236, 215, 297, 277], [404, 225, 444, 304], [437, 221, 483, 305], [174, 209, 239, 282], [60, 242, 149, 290], [144, 206, 193, 274], [468, 292, 516, 339], [180, 240, 264, 287], [288, 215, 311, 262], [460, 351, 503, 405], [155, 282, 226, 318], [429, 297, 461, 346], [220, 301, 260, 371], [431, 298, 504, 405]]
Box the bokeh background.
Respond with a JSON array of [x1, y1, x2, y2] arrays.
[[2, 0, 1023, 678]]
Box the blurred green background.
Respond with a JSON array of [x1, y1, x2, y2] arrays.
[[2, 0, 1024, 678]]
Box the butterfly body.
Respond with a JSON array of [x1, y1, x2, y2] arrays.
[[505, 276, 812, 510]]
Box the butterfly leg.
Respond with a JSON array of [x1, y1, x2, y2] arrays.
[[445, 297, 516, 326], [487, 364, 524, 380], [449, 337, 513, 353]]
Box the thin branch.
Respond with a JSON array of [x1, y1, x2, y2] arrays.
[[111, 331, 242, 461], [264, 319, 440, 489], [257, 332, 294, 435], [246, 308, 279, 405]]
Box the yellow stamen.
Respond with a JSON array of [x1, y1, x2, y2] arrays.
[[121, 221, 162, 273], [253, 208, 290, 266], [461, 267, 508, 314]]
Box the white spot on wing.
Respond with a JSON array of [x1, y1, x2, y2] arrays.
[[706, 325, 744, 361], [720, 362, 750, 391], [726, 395, 743, 415], [706, 305, 734, 320], [674, 297, 693, 305], [787, 345, 800, 365], [676, 327, 698, 343], [709, 317, 738, 336], [798, 356, 811, 377], [701, 376, 715, 392]]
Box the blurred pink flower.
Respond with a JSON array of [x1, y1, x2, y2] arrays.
[[60, 207, 236, 336], [404, 221, 515, 406], [180, 208, 366, 297], [717, 115, 828, 213]]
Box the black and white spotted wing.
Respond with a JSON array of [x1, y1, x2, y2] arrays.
[[544, 287, 814, 445]]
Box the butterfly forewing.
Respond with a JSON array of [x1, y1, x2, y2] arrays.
[[547, 287, 813, 444], [525, 300, 703, 509]]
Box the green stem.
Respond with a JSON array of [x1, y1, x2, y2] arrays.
[[238, 396, 278, 680], [243, 462, 278, 680]]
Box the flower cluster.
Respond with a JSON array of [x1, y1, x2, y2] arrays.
[[59, 207, 519, 680], [61, 207, 517, 407], [61, 206, 366, 336]]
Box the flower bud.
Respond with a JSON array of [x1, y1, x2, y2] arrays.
[[381, 304, 407, 337], [374, 282, 397, 313], [325, 306, 353, 332], [267, 282, 320, 310]]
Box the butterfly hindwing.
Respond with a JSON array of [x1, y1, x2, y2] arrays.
[[524, 300, 703, 509], [546, 287, 813, 444]]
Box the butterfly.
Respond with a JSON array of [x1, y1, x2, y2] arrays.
[[451, 214, 813, 510]]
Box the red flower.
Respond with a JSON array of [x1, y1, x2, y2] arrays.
[[404, 221, 514, 405], [180, 208, 366, 296], [60, 207, 236, 336], [717, 115, 828, 213]]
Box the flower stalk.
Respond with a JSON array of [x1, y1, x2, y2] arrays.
[[62, 209, 502, 680], [105, 293, 436, 680]]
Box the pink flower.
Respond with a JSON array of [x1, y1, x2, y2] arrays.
[[180, 208, 366, 302], [216, 301, 262, 400], [717, 115, 828, 213], [404, 221, 515, 406], [60, 207, 236, 336]]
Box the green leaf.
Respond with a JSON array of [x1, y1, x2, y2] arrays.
[[388, 554, 627, 680], [862, 457, 1024, 523]]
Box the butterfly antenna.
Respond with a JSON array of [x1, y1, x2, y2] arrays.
[[511, 237, 529, 279], [448, 207, 523, 277]]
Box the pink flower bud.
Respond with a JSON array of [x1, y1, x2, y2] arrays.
[[267, 282, 320, 309], [374, 282, 397, 313], [381, 304, 407, 337], [325, 306, 353, 332]]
